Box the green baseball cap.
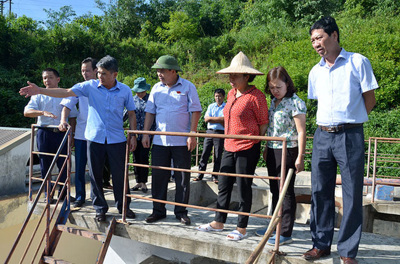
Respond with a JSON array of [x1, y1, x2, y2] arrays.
[[151, 55, 182, 71]]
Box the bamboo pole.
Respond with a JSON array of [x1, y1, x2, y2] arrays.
[[245, 169, 295, 264]]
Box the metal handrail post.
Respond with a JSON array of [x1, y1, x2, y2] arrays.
[[371, 138, 378, 203]]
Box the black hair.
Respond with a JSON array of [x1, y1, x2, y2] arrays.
[[82, 57, 98, 70], [214, 88, 225, 97], [97, 55, 118, 72], [309, 16, 340, 43], [42, 68, 60, 77]]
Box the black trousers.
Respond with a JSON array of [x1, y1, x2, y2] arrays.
[[87, 141, 131, 214], [133, 140, 151, 183], [198, 129, 224, 179], [151, 145, 191, 217], [37, 128, 67, 197], [267, 147, 298, 237], [214, 142, 261, 228]]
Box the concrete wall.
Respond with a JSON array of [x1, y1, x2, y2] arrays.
[[0, 133, 31, 195]]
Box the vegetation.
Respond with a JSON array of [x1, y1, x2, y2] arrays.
[[1, 1, 399, 172]]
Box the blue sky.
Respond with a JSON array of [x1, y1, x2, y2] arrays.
[[8, 0, 104, 22]]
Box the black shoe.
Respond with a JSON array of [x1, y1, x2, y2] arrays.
[[103, 183, 113, 190], [119, 209, 136, 219], [131, 186, 139, 191], [193, 176, 203, 181], [95, 213, 106, 222], [176, 215, 191, 225], [73, 200, 84, 208], [145, 214, 166, 223]]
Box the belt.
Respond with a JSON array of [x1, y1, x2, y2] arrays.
[[318, 123, 363, 133]]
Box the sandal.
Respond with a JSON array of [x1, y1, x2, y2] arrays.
[[213, 178, 219, 184], [193, 177, 202, 181], [226, 230, 248, 241], [197, 223, 223, 232]]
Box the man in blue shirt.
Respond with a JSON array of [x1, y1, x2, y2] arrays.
[[142, 55, 202, 225], [303, 17, 378, 264], [59, 57, 98, 208], [193, 89, 225, 183], [20, 55, 137, 222], [24, 68, 78, 201]]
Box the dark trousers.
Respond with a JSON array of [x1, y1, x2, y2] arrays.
[[198, 129, 224, 180], [37, 128, 67, 196], [267, 147, 298, 237], [103, 155, 111, 185], [151, 145, 191, 217], [133, 140, 151, 183], [215, 142, 261, 228], [74, 139, 87, 202], [310, 126, 364, 258], [87, 141, 131, 214]]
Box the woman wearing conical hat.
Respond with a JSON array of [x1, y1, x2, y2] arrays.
[[197, 51, 269, 240]]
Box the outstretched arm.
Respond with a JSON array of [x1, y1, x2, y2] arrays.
[[20, 81, 76, 98]]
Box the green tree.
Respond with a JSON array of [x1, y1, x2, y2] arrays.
[[44, 5, 76, 28], [155, 11, 199, 44]]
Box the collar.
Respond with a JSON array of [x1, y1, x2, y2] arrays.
[[318, 48, 347, 67], [97, 79, 120, 91]]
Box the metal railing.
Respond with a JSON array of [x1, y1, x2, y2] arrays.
[[5, 124, 72, 263], [122, 130, 290, 263], [366, 137, 400, 202]]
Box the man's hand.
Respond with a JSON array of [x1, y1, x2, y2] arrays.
[[43, 111, 57, 119], [129, 136, 137, 152], [19, 81, 41, 97], [142, 134, 150, 148], [58, 121, 69, 132], [187, 136, 197, 152]]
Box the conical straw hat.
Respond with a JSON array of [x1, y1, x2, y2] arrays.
[[216, 51, 264, 75]]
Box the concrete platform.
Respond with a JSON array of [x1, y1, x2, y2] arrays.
[[62, 168, 400, 264]]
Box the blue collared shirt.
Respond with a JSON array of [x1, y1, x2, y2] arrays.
[[71, 79, 135, 144], [25, 94, 78, 126], [205, 102, 225, 130], [61, 96, 89, 141], [308, 48, 379, 126], [145, 76, 202, 146]]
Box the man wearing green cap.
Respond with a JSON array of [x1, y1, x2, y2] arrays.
[[142, 55, 202, 225]]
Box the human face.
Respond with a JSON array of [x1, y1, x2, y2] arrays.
[[214, 92, 224, 106], [156, 69, 178, 87], [136, 91, 147, 99], [81, 62, 97, 81], [97, 67, 117, 89], [310, 29, 340, 60], [269, 79, 287, 101], [42, 71, 60, 88], [229, 74, 249, 91]]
